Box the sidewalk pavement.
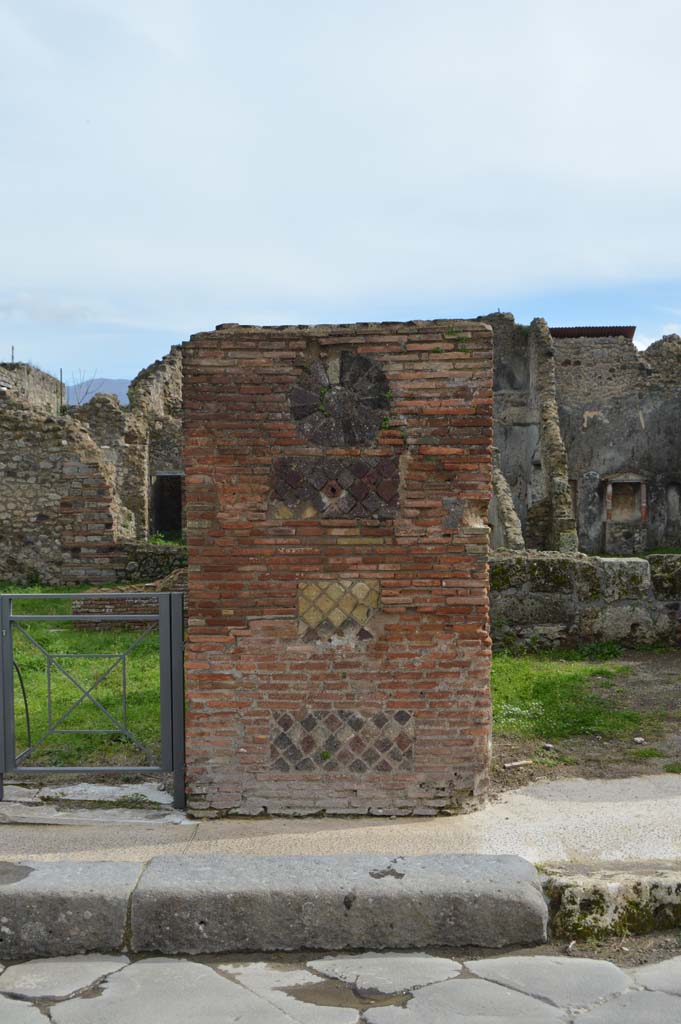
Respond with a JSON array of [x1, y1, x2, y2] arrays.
[[1, 775, 681, 865], [2, 950, 680, 1023]]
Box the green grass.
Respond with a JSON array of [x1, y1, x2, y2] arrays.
[[491, 652, 639, 741], [664, 763, 681, 774], [628, 747, 665, 760], [7, 587, 162, 768], [148, 532, 185, 547], [0, 586, 660, 768]]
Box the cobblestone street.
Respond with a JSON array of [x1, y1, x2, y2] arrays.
[[2, 950, 681, 1023]]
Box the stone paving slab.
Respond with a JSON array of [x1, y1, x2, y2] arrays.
[[49, 959, 303, 1024], [0, 995, 45, 1024], [0, 954, 129, 998], [0, 801, 188, 826], [5, 950, 681, 1023], [465, 955, 629, 1008], [39, 782, 174, 805], [226, 963, 360, 1024], [308, 952, 461, 996], [130, 853, 548, 953], [363, 977, 567, 1022], [629, 952, 681, 994], [578, 989, 681, 1022]]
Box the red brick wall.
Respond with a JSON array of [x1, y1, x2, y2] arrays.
[[183, 320, 494, 816]]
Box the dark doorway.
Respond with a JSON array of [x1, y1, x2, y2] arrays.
[[151, 474, 184, 539]]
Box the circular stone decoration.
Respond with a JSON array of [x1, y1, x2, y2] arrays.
[[289, 351, 390, 447]]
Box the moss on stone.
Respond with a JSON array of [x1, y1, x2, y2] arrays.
[[527, 558, 574, 593], [547, 877, 681, 940]]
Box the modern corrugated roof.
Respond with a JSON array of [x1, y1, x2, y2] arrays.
[[550, 326, 636, 339]]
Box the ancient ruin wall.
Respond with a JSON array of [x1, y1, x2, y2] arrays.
[[72, 347, 184, 542], [183, 319, 494, 816], [553, 333, 651, 404], [553, 333, 681, 553], [128, 345, 183, 420], [490, 449, 525, 550], [0, 396, 121, 585], [529, 319, 578, 552], [484, 313, 541, 537], [0, 363, 65, 415], [490, 552, 681, 649]]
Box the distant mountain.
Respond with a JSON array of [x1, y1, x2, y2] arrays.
[[67, 378, 131, 405]]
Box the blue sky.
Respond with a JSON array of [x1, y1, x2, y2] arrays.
[[2, 0, 680, 380]]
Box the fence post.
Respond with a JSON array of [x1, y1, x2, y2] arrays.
[[170, 592, 185, 810], [158, 594, 173, 774], [0, 596, 15, 799]]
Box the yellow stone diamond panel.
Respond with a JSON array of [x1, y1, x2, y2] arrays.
[[298, 578, 380, 640]]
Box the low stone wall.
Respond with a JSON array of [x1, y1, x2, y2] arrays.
[[72, 592, 160, 630], [112, 542, 187, 584], [490, 552, 681, 648]]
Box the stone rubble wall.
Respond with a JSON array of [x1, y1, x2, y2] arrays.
[[112, 541, 187, 583], [553, 333, 652, 404], [128, 345, 183, 420], [529, 319, 578, 552], [490, 450, 525, 550], [0, 395, 120, 585], [490, 551, 681, 649], [72, 349, 184, 542], [0, 362, 65, 414], [0, 344, 185, 585]]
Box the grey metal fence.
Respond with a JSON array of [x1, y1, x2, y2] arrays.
[[0, 592, 185, 809]]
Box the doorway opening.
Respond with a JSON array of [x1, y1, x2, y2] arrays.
[[150, 473, 184, 541]]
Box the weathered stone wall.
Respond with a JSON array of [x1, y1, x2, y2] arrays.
[[485, 313, 578, 554], [487, 317, 680, 557], [483, 314, 541, 538], [0, 347, 185, 585], [553, 333, 651, 404], [529, 320, 578, 552], [128, 345, 183, 419], [68, 348, 184, 545], [0, 363, 65, 414], [0, 395, 120, 585], [489, 449, 524, 550], [554, 333, 681, 554], [112, 541, 187, 583], [184, 318, 494, 817], [490, 552, 681, 649]]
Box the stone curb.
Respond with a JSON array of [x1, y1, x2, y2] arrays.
[[544, 861, 681, 940], [0, 854, 548, 958]]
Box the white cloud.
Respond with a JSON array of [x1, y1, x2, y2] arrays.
[[1, 0, 680, 371], [0, 295, 93, 324]]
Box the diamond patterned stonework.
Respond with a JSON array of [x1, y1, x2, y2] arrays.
[[289, 350, 390, 447], [270, 455, 399, 520], [270, 709, 415, 773], [298, 579, 380, 640]]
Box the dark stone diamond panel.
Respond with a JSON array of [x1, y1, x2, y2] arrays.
[[270, 709, 415, 773], [290, 350, 390, 447], [271, 455, 400, 520]]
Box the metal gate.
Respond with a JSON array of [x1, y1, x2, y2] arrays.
[[0, 592, 185, 809]]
